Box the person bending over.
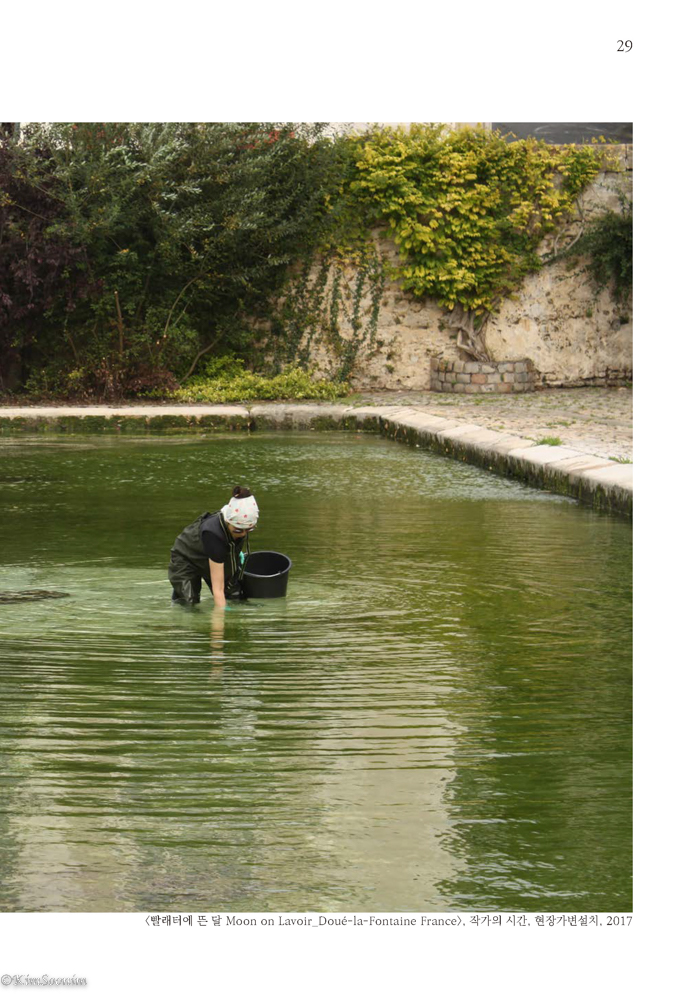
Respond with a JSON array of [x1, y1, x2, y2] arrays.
[[168, 487, 259, 606]]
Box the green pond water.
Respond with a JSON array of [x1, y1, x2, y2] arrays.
[[0, 433, 632, 913]]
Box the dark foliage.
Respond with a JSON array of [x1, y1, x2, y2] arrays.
[[561, 199, 633, 305], [0, 140, 95, 390], [1, 123, 345, 399]]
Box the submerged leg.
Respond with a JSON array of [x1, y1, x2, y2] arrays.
[[168, 557, 202, 605], [170, 577, 202, 605]]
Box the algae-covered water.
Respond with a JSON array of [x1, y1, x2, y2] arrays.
[[0, 433, 632, 912]]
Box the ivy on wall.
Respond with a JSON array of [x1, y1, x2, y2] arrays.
[[556, 197, 633, 306], [211, 125, 625, 382], [346, 124, 606, 361], [260, 244, 386, 383]]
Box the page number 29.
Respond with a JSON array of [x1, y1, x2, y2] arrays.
[[617, 40, 632, 51]]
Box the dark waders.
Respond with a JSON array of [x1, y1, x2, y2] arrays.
[[168, 512, 249, 605]]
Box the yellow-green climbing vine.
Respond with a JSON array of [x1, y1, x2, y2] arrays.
[[347, 124, 603, 360]]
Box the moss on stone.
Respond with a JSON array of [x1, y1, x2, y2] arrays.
[[308, 416, 343, 431], [112, 417, 150, 434], [341, 415, 382, 433], [146, 415, 193, 432], [250, 415, 290, 432], [77, 416, 111, 433], [196, 414, 247, 431]]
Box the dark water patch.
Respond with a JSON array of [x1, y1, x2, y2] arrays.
[[0, 590, 71, 605]]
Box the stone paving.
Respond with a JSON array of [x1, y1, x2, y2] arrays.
[[350, 387, 633, 462]]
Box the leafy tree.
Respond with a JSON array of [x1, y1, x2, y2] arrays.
[[1, 122, 343, 398], [0, 138, 93, 391]]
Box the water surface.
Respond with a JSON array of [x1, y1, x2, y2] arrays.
[[0, 433, 632, 912]]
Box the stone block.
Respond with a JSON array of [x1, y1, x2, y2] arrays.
[[436, 423, 490, 443], [514, 362, 527, 373], [452, 382, 467, 393], [498, 363, 514, 373], [249, 404, 350, 430], [481, 364, 496, 374], [516, 372, 528, 383], [464, 383, 481, 393], [549, 455, 615, 475], [439, 426, 534, 454], [487, 373, 501, 384], [464, 362, 481, 374], [453, 360, 465, 373], [479, 384, 496, 393], [471, 373, 487, 384], [570, 464, 633, 492], [343, 406, 393, 428], [445, 372, 456, 383], [455, 373, 471, 383], [507, 444, 583, 467], [391, 412, 458, 437], [496, 382, 513, 393], [502, 373, 516, 383]]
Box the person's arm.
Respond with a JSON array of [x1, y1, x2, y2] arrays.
[[208, 559, 227, 608]]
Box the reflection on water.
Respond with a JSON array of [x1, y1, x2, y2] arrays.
[[0, 434, 631, 912]]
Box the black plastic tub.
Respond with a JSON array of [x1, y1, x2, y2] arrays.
[[241, 551, 292, 599]]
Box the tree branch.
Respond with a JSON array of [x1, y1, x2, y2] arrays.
[[542, 195, 586, 264], [447, 304, 492, 362], [162, 275, 200, 341], [134, 272, 151, 324], [114, 290, 125, 356], [11, 201, 52, 224], [64, 322, 80, 364], [180, 331, 224, 382]]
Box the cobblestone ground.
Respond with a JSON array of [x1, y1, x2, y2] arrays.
[[350, 387, 633, 461]]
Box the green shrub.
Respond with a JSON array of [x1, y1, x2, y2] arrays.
[[559, 199, 632, 304], [22, 364, 81, 399], [171, 365, 345, 402], [22, 358, 179, 400], [197, 353, 246, 380]]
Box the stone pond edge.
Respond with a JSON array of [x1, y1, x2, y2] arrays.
[[0, 405, 633, 517]]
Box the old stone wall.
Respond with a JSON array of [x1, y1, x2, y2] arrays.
[[431, 359, 537, 394], [290, 146, 632, 390]]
